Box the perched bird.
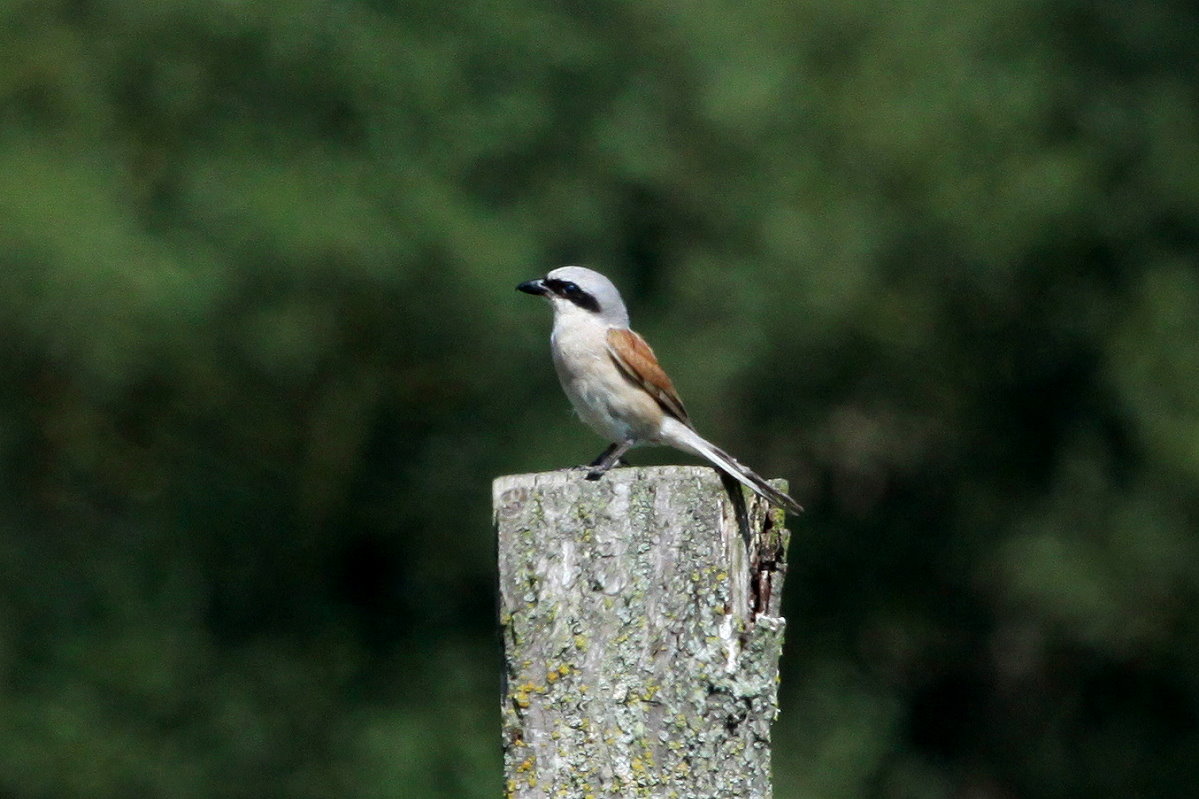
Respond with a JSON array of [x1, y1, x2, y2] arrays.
[[517, 266, 803, 514]]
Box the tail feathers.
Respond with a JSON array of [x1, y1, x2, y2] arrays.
[[664, 421, 804, 514]]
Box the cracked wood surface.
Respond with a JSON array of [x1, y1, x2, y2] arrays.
[[494, 466, 791, 799]]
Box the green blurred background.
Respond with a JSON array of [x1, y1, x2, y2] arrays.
[[2, 0, 1197, 796]]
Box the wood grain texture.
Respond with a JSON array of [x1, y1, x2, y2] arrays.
[[494, 465, 791, 799]]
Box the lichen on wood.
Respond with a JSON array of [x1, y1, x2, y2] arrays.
[[494, 465, 791, 799]]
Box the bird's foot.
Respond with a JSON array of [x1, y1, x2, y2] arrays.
[[583, 458, 632, 481], [565, 464, 610, 476], [582, 442, 634, 480]]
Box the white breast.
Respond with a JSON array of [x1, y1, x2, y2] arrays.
[[549, 309, 658, 444]]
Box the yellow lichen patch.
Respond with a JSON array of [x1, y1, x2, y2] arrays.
[[547, 662, 574, 684], [573, 634, 589, 651], [638, 745, 656, 766], [515, 757, 535, 773], [512, 681, 544, 709]]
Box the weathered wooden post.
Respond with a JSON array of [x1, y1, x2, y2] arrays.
[[494, 465, 791, 798]]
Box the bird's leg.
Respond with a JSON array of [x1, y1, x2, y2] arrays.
[[587, 443, 619, 468], [568, 443, 617, 472], [585, 441, 633, 480], [566, 444, 609, 472]]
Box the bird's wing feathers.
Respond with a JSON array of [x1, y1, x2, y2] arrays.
[[606, 328, 803, 514], [606, 328, 691, 426]]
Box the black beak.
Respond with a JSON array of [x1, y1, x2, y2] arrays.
[[516, 279, 548, 296]]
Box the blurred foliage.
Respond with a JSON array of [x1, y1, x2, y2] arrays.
[[1, 0, 1197, 797]]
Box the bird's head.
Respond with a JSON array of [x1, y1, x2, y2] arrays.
[[517, 266, 630, 328]]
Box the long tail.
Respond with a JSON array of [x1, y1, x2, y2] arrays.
[[661, 418, 804, 514]]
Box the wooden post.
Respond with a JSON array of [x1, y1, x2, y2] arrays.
[[493, 465, 791, 799]]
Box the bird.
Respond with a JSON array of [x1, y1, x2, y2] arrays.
[[517, 266, 803, 514]]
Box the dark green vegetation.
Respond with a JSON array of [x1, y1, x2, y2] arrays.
[[2, 1, 1196, 796]]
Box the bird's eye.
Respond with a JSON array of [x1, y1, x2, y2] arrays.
[[546, 279, 582, 297], [543, 278, 599, 311]]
